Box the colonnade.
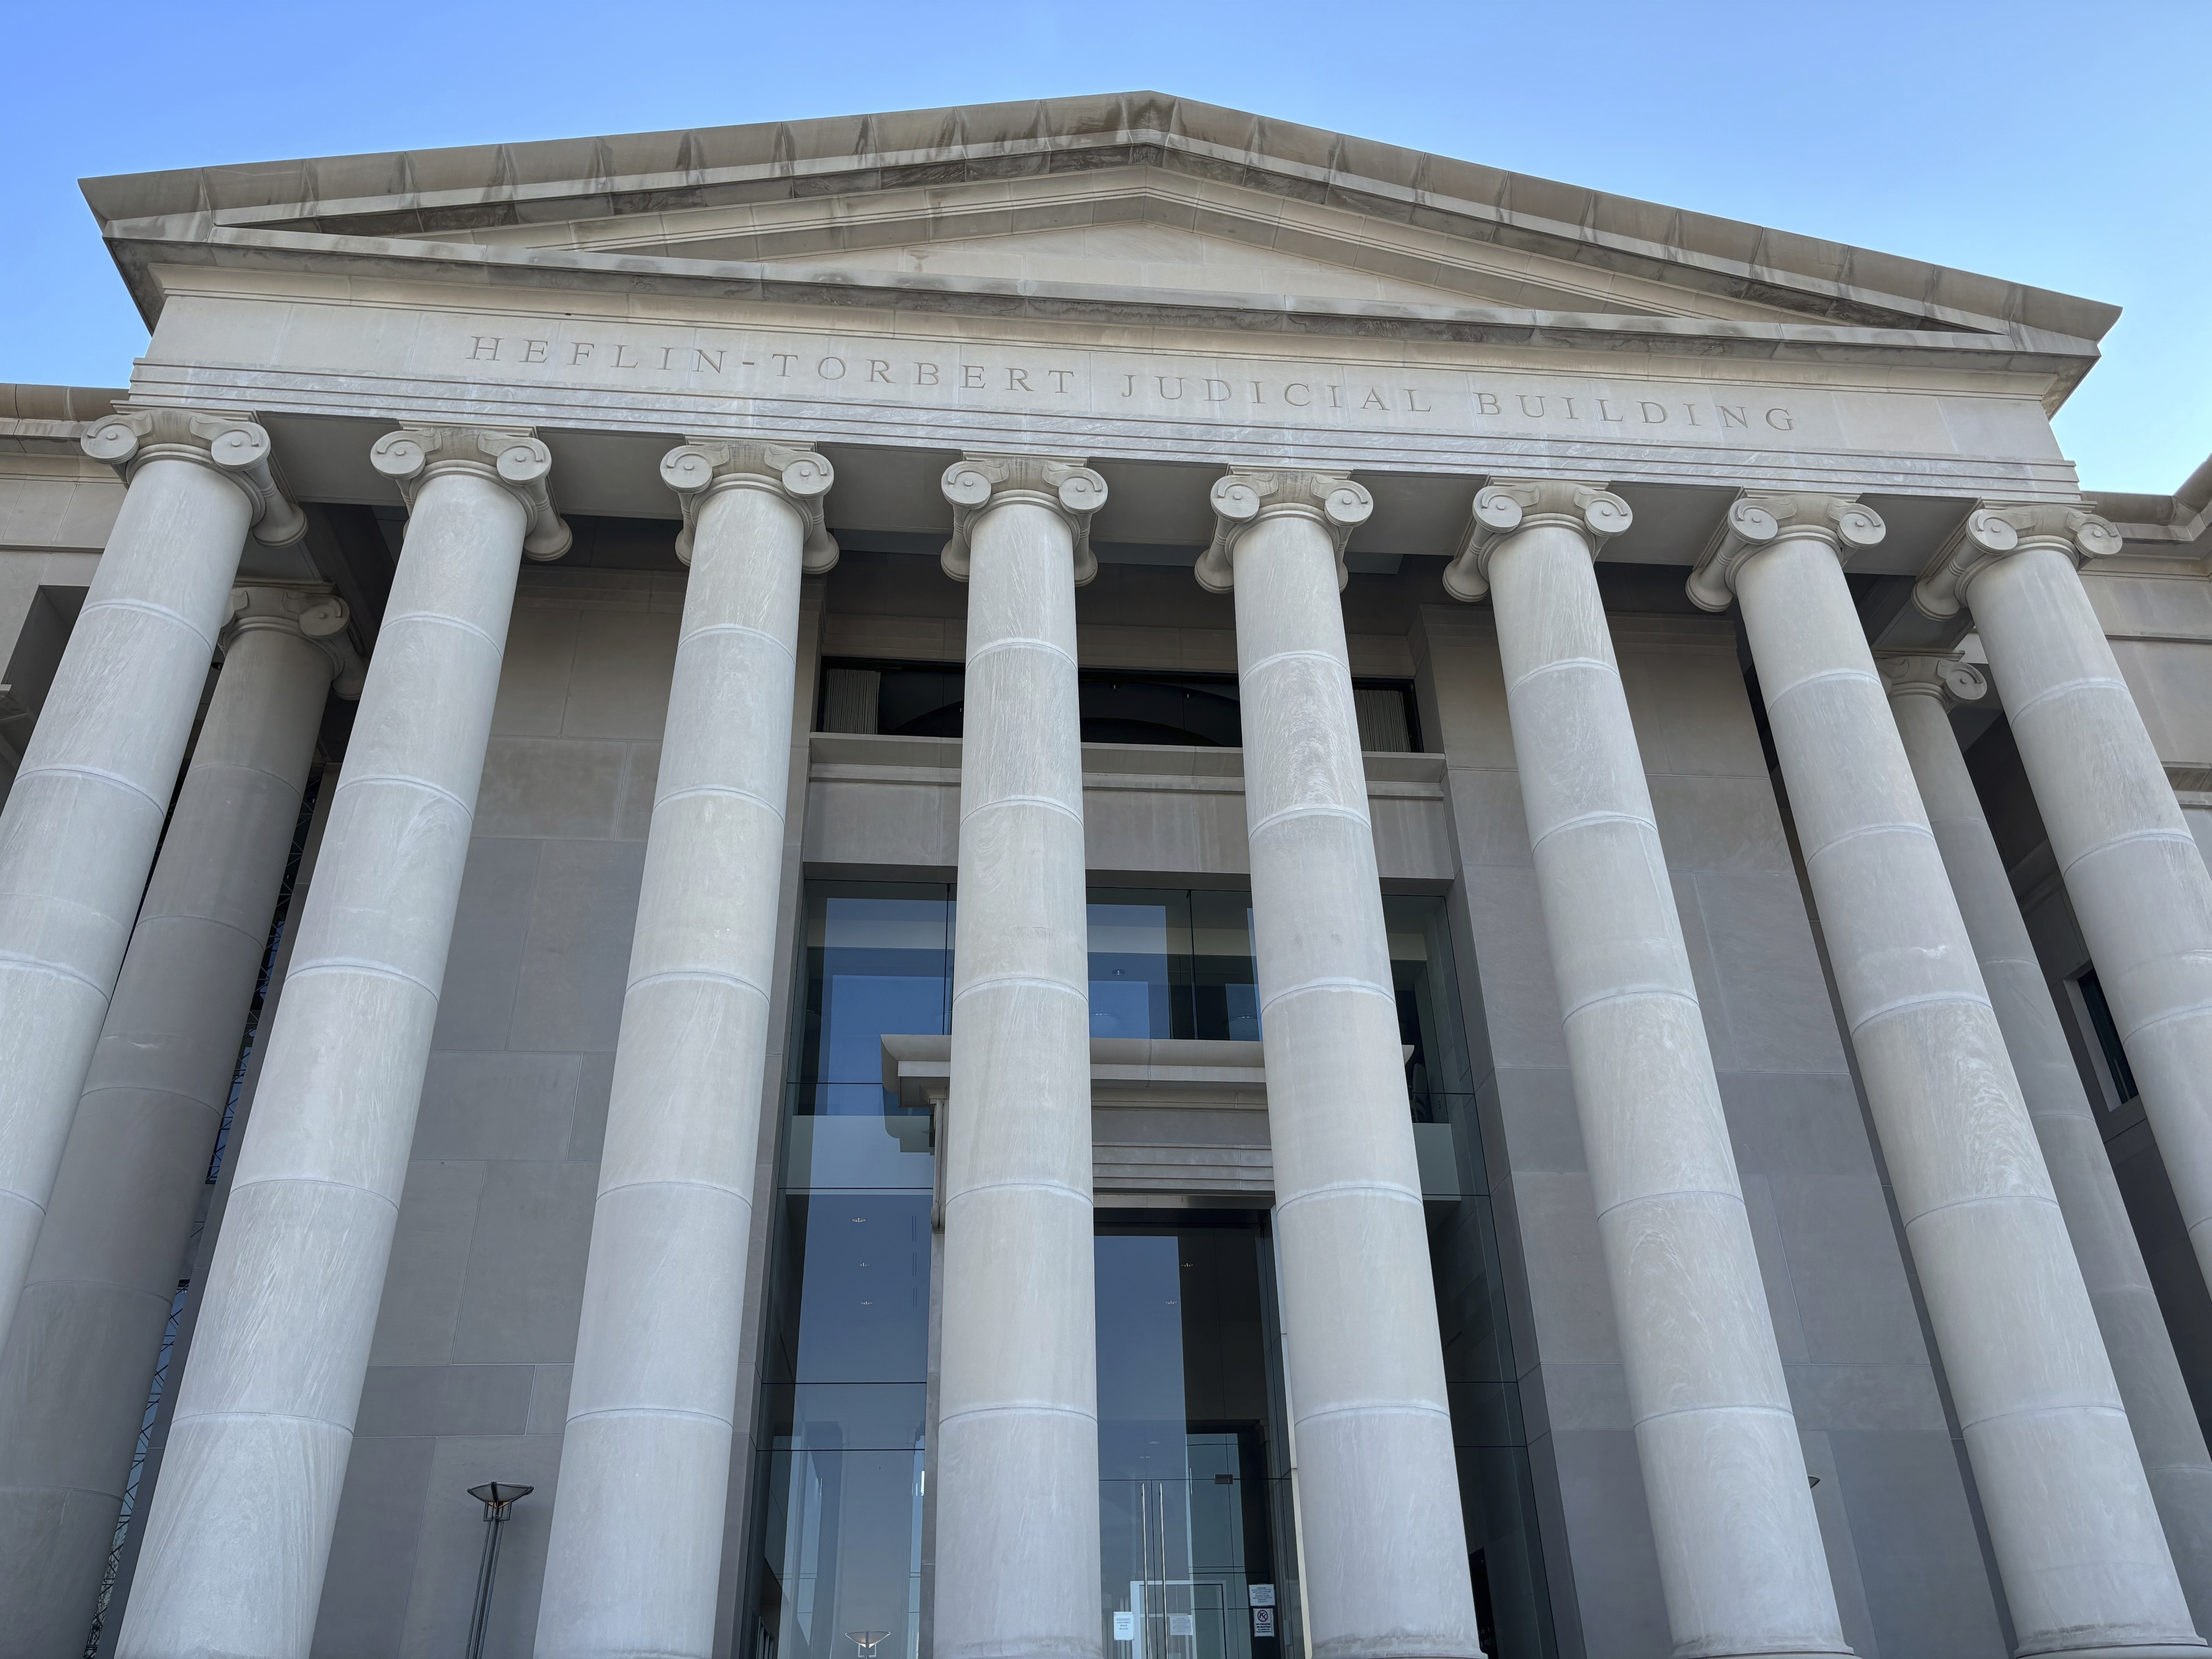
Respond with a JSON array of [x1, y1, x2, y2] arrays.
[[0, 414, 2208, 1659]]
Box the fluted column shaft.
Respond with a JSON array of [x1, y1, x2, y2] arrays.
[[118, 427, 567, 1659], [0, 410, 298, 1356], [1885, 653, 2212, 1632], [934, 454, 1105, 1659], [1935, 518, 2212, 1301], [0, 587, 347, 1657], [537, 441, 835, 1659], [1696, 495, 2200, 1656], [1204, 470, 1481, 1659], [1453, 482, 1845, 1657]]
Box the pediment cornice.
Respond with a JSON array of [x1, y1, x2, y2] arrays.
[[105, 225, 2100, 392], [83, 92, 2115, 393]]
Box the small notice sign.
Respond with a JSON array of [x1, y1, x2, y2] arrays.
[[1168, 1614, 1196, 1637], [1113, 1611, 1136, 1642], [1252, 1606, 1276, 1638], [1248, 1585, 1276, 1607]]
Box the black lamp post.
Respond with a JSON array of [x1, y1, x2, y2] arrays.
[[464, 1482, 533, 1659]]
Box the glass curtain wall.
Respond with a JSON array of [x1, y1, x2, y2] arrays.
[[748, 883, 1555, 1659], [1096, 1216, 1295, 1659], [1085, 890, 1261, 1043], [755, 885, 948, 1659]]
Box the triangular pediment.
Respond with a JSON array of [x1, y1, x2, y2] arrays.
[[445, 167, 1816, 324], [81, 91, 2118, 390]]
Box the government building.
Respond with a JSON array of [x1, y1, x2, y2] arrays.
[[4, 91, 2212, 1659]]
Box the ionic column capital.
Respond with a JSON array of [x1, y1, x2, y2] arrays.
[[1443, 476, 1631, 603], [939, 453, 1106, 585], [659, 438, 838, 572], [368, 425, 572, 561], [1912, 501, 2123, 620], [1686, 491, 1886, 612], [223, 584, 366, 699], [1197, 469, 1372, 594], [82, 407, 306, 547], [1875, 649, 1988, 709]]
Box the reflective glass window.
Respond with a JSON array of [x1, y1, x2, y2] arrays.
[[1097, 1217, 1293, 1659]]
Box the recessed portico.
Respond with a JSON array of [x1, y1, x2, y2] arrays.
[[0, 90, 2207, 1659]]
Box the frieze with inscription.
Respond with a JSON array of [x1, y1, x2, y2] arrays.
[[460, 329, 1810, 440]]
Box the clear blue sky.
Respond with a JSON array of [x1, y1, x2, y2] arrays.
[[5, 0, 2205, 493]]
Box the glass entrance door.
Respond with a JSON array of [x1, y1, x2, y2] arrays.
[[1096, 1216, 1294, 1659]]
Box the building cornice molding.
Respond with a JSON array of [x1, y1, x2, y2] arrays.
[[100, 226, 2102, 384], [1443, 476, 1630, 603], [81, 407, 305, 545], [83, 93, 2113, 352], [1197, 470, 1372, 594], [659, 438, 837, 572], [368, 424, 572, 560], [938, 454, 1106, 586], [1687, 492, 1887, 613], [1912, 501, 2123, 619]]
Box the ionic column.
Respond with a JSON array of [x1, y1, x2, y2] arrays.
[[117, 426, 568, 1659], [1201, 470, 1482, 1659], [1918, 509, 2212, 1313], [1882, 648, 2212, 1631], [0, 409, 304, 1355], [934, 454, 1106, 1659], [1691, 495, 2202, 1657], [537, 440, 836, 1659], [0, 584, 356, 1657], [1448, 481, 1847, 1657]]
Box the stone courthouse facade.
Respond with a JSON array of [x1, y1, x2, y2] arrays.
[[5, 90, 2212, 1659]]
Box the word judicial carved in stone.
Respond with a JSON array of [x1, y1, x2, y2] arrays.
[[459, 333, 1802, 434]]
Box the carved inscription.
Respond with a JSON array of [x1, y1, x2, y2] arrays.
[[460, 332, 1802, 436]]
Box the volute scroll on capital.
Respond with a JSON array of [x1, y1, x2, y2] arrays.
[[939, 454, 1108, 586], [81, 407, 307, 547], [224, 584, 368, 699], [660, 439, 838, 572], [1875, 649, 1988, 709], [368, 425, 573, 562], [1911, 502, 2124, 620], [1443, 477, 1632, 604], [1196, 469, 1373, 594], [1686, 492, 1887, 613]]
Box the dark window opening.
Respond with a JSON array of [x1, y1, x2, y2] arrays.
[[2078, 969, 2141, 1107], [817, 660, 1420, 752]]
